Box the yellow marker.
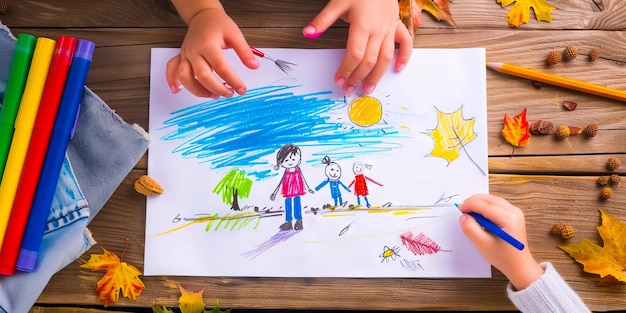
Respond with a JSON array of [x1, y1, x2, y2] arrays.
[[0, 37, 56, 247], [487, 61, 626, 102]]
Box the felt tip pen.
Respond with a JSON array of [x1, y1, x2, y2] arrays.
[[0, 33, 37, 179], [17, 39, 95, 273], [0, 36, 77, 275], [456, 203, 525, 251], [0, 37, 56, 250]]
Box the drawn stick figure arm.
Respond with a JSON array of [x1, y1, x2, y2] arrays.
[[271, 174, 285, 198], [339, 181, 351, 192], [365, 176, 383, 186], [315, 179, 329, 191]]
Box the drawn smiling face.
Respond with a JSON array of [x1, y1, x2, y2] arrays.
[[352, 162, 365, 175], [325, 163, 342, 181], [281, 151, 301, 169]]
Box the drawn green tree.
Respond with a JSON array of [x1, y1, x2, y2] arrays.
[[212, 169, 253, 211]]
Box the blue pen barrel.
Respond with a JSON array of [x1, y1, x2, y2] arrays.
[[16, 40, 95, 272]]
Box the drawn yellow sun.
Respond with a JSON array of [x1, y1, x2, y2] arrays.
[[348, 96, 382, 127]]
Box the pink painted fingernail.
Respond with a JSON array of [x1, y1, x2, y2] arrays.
[[345, 85, 355, 94], [397, 63, 406, 71], [303, 25, 322, 39], [364, 83, 376, 94], [335, 77, 346, 86], [170, 82, 182, 94]]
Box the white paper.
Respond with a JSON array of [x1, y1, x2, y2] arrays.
[[145, 48, 490, 277]]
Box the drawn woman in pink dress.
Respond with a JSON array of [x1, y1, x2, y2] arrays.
[[348, 162, 383, 208], [270, 144, 313, 231]]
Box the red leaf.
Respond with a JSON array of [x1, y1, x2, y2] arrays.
[[400, 231, 451, 255]]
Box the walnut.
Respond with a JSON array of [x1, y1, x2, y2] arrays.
[[134, 175, 164, 196]]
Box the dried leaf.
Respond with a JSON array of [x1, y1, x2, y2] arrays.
[[502, 108, 531, 147], [496, 0, 555, 28], [179, 285, 207, 313], [400, 0, 457, 35], [81, 247, 145, 306], [559, 209, 626, 285]]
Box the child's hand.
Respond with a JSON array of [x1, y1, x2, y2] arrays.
[[166, 5, 259, 98], [458, 194, 544, 290], [303, 0, 413, 94]]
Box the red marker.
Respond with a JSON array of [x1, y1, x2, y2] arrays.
[[0, 36, 77, 275]]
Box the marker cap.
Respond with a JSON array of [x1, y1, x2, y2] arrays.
[[74, 39, 95, 61]]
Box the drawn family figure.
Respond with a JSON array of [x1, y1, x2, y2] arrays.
[[315, 156, 351, 207], [270, 144, 314, 231], [348, 162, 383, 208]]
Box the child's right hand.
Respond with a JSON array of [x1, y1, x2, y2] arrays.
[[166, 4, 259, 98], [458, 194, 544, 290]]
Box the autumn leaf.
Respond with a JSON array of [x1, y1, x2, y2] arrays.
[[399, 0, 457, 36], [559, 209, 626, 285], [425, 107, 486, 175], [502, 108, 531, 148], [179, 285, 207, 313], [401, 231, 452, 255], [81, 247, 145, 306], [496, 0, 556, 28]]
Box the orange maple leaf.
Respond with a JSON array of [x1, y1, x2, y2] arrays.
[[559, 209, 626, 285], [399, 0, 457, 36], [501, 108, 531, 147], [81, 247, 145, 306], [496, 0, 556, 28]]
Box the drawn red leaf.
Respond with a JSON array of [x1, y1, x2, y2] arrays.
[[400, 231, 451, 255]]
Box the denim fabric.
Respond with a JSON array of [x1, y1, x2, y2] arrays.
[[0, 22, 150, 312]]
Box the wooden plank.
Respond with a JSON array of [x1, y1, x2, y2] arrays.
[[36, 172, 626, 311], [2, 0, 626, 30]]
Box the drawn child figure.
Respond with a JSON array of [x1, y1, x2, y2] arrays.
[[315, 156, 351, 207], [348, 162, 382, 208], [270, 144, 314, 231]]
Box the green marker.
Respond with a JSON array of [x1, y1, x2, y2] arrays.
[[0, 33, 37, 178]]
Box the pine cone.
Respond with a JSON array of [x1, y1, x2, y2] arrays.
[[560, 225, 575, 239], [583, 124, 598, 137], [563, 45, 578, 60], [546, 50, 562, 65], [601, 187, 613, 199], [555, 125, 570, 138], [607, 157, 621, 171]]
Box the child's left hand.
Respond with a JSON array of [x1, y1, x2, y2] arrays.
[[303, 0, 413, 94]]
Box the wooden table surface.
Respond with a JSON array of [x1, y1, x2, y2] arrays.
[[3, 0, 626, 311]]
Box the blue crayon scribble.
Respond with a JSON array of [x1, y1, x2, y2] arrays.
[[161, 85, 407, 180]]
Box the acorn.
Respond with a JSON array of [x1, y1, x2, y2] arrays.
[[589, 49, 599, 61], [607, 157, 621, 171], [560, 225, 575, 239], [563, 45, 578, 61], [555, 125, 570, 138], [582, 124, 598, 137], [600, 187, 613, 199], [597, 176, 609, 186], [546, 50, 562, 65]]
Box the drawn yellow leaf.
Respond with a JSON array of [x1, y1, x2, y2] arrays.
[[559, 209, 626, 285], [81, 247, 145, 306], [497, 0, 556, 28], [426, 107, 476, 163]]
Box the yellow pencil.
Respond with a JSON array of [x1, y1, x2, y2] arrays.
[[486, 61, 626, 102]]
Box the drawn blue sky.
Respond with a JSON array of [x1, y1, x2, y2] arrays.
[[160, 85, 408, 180]]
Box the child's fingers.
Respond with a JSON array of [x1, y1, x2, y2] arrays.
[[165, 55, 184, 94], [302, 0, 346, 39], [360, 36, 395, 94], [394, 23, 414, 71], [459, 213, 498, 249]]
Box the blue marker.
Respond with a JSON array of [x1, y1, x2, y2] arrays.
[[456, 203, 525, 251], [16, 40, 95, 272]]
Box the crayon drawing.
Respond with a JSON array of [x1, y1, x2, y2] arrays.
[[145, 48, 490, 277]]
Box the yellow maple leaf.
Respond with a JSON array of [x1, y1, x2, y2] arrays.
[[497, 0, 556, 28], [179, 285, 207, 313], [425, 107, 485, 175], [81, 247, 145, 306], [559, 209, 626, 284]]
